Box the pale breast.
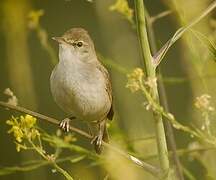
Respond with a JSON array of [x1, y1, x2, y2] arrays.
[[50, 60, 111, 122]]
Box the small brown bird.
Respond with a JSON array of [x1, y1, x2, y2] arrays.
[[50, 28, 113, 153]]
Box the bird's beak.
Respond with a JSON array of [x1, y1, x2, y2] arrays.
[[52, 36, 65, 44]]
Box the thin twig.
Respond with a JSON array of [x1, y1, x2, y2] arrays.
[[0, 101, 160, 177], [150, 10, 172, 24], [29, 140, 73, 180], [158, 73, 184, 180], [0, 155, 85, 176]]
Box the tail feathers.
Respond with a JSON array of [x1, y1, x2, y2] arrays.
[[102, 125, 109, 143]]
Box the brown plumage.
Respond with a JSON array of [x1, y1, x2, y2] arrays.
[[51, 27, 113, 154]]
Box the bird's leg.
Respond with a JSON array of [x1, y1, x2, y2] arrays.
[[91, 120, 106, 154], [59, 116, 76, 132]]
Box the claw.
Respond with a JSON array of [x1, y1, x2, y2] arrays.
[[91, 134, 103, 154], [96, 135, 103, 147], [90, 136, 97, 144], [59, 118, 70, 132]]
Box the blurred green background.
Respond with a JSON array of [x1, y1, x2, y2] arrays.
[[0, 0, 216, 179]]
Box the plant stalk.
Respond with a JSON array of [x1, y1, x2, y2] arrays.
[[134, 0, 170, 177], [145, 8, 184, 180]]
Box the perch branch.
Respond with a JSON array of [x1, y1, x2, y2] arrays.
[[0, 101, 160, 177]]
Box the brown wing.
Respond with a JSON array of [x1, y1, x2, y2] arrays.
[[96, 62, 114, 121]]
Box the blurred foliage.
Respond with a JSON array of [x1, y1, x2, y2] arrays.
[[28, 9, 58, 65], [2, 0, 38, 109], [109, 0, 134, 24]]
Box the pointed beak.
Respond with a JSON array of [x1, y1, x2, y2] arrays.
[[52, 36, 65, 44]]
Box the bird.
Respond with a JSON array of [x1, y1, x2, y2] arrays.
[[50, 28, 113, 153]]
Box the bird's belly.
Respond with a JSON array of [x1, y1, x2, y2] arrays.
[[72, 85, 110, 121], [51, 72, 110, 122]]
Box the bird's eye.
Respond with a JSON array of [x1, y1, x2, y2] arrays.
[[77, 41, 83, 47]]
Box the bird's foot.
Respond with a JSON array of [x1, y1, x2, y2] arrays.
[[59, 118, 70, 132], [91, 133, 103, 154], [91, 135, 103, 147]]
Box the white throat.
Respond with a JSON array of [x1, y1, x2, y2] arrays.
[[59, 44, 96, 66]]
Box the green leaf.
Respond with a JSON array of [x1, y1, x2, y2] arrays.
[[153, 1, 216, 67]]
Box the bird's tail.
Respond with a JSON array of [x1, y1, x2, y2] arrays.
[[102, 124, 109, 143]]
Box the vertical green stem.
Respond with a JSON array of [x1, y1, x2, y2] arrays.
[[145, 8, 184, 180], [134, 0, 170, 177]]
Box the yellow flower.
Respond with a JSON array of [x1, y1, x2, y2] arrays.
[[28, 9, 44, 29], [15, 142, 27, 152], [30, 129, 40, 139], [126, 68, 144, 92], [20, 115, 37, 129], [126, 81, 140, 92], [109, 0, 133, 23], [9, 126, 24, 142], [7, 116, 24, 142], [128, 68, 144, 79], [194, 94, 214, 112], [6, 114, 40, 151]]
